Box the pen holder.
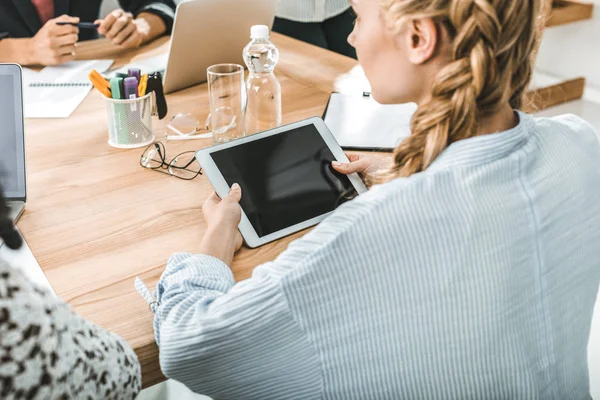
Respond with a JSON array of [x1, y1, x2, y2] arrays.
[[105, 93, 154, 149]]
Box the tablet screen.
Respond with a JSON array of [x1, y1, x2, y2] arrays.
[[210, 124, 356, 237]]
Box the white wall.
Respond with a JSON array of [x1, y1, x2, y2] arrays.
[[536, 1, 600, 94]]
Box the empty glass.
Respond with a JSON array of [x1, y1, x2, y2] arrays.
[[207, 64, 245, 143]]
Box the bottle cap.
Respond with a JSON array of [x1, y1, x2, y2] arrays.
[[251, 25, 270, 39]]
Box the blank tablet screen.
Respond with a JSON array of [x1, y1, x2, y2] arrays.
[[210, 124, 356, 237]]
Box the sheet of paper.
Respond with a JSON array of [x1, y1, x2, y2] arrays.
[[104, 53, 168, 79], [0, 230, 55, 296], [23, 60, 114, 119], [324, 93, 417, 151]]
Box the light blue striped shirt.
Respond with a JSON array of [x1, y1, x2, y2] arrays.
[[276, 0, 350, 22], [146, 112, 600, 399]]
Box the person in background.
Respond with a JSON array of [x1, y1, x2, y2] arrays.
[[0, 0, 176, 66], [273, 0, 357, 59], [142, 0, 600, 398], [0, 185, 141, 399]]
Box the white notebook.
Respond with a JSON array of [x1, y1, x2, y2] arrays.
[[23, 60, 114, 119], [323, 92, 417, 151]]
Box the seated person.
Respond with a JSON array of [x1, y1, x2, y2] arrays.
[[0, 184, 141, 398], [140, 0, 600, 398], [273, 0, 356, 59], [0, 0, 176, 66]]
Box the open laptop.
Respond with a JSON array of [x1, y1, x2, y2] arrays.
[[107, 0, 277, 94], [0, 64, 26, 223]]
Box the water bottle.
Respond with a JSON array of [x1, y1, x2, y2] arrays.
[[243, 25, 282, 135]]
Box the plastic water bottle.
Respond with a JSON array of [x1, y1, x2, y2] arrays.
[[243, 25, 282, 135]]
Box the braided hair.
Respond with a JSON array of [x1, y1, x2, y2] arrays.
[[0, 184, 23, 250], [377, 0, 543, 180]]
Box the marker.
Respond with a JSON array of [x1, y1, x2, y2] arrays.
[[138, 74, 148, 97], [128, 68, 141, 82], [109, 77, 128, 144], [56, 22, 100, 29], [110, 77, 123, 100], [124, 77, 138, 100], [88, 69, 111, 98], [124, 77, 139, 112]]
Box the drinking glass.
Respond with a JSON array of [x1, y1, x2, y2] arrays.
[[207, 64, 245, 143]]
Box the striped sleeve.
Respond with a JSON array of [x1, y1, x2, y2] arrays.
[[153, 253, 322, 400]]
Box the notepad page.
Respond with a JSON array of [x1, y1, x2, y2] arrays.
[[324, 93, 417, 151], [23, 60, 114, 119]]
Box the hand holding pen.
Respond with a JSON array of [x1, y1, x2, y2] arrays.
[[28, 15, 80, 66]]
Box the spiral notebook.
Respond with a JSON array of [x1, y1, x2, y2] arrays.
[[23, 60, 114, 119]]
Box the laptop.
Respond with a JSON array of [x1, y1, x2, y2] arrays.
[[107, 0, 278, 94], [0, 64, 26, 223]]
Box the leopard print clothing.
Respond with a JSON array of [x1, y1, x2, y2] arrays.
[[0, 261, 141, 399]]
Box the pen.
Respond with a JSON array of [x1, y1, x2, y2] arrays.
[[56, 22, 100, 29], [88, 69, 111, 98]]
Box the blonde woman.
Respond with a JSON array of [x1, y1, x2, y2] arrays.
[[145, 0, 600, 398]]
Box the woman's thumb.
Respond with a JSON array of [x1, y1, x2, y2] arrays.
[[332, 160, 361, 174], [228, 183, 242, 202]]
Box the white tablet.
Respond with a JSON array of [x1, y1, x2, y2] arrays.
[[196, 117, 368, 248]]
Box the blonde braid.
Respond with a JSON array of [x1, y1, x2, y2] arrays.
[[377, 0, 541, 181]]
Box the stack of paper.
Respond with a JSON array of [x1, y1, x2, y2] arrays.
[[23, 59, 114, 119]]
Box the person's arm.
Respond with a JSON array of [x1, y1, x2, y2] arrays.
[[0, 38, 35, 65], [152, 253, 323, 399], [0, 262, 141, 397], [143, 184, 371, 398], [96, 0, 175, 48], [131, 0, 177, 34], [0, 15, 79, 66]]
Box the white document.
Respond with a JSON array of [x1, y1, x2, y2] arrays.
[[23, 59, 114, 119], [0, 231, 55, 296], [104, 53, 168, 79], [324, 92, 417, 151]]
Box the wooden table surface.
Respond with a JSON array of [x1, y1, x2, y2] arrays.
[[19, 33, 360, 388]]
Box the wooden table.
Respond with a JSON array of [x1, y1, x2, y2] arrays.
[[19, 33, 358, 388]]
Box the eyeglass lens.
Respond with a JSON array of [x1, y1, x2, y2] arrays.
[[168, 151, 201, 180], [141, 142, 165, 169]]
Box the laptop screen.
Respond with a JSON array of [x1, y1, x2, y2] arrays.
[[0, 65, 26, 200]]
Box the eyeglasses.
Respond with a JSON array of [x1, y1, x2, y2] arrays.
[[165, 112, 239, 141], [165, 113, 212, 141], [140, 142, 202, 180]]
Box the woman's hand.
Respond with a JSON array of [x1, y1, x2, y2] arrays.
[[96, 9, 166, 48], [332, 154, 389, 178], [200, 184, 243, 266], [28, 15, 79, 66]]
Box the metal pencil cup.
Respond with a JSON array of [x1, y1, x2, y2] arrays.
[[105, 93, 154, 149]]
